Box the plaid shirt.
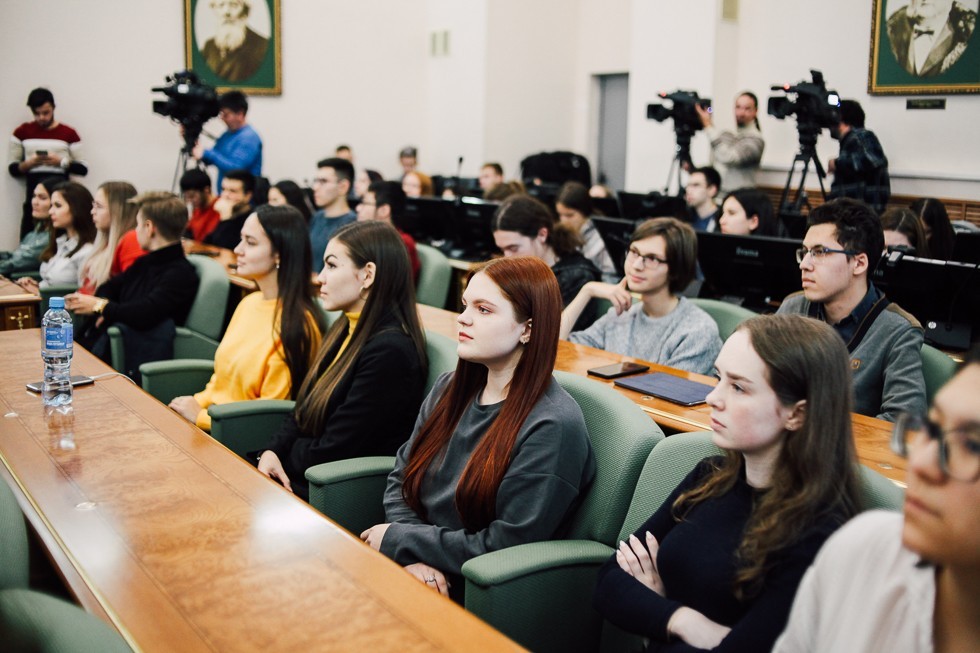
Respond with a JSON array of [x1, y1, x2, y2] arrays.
[[829, 128, 890, 214]]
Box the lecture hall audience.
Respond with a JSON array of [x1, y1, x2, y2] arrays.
[[0, 176, 58, 277], [561, 217, 722, 375], [777, 198, 926, 422], [555, 181, 618, 283], [79, 181, 142, 295], [257, 221, 427, 501], [360, 256, 595, 602], [16, 180, 95, 294], [169, 205, 326, 432], [594, 314, 862, 652]]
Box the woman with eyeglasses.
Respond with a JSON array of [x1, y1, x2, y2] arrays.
[[594, 314, 862, 652], [774, 346, 980, 653], [559, 218, 721, 374], [79, 181, 142, 295]]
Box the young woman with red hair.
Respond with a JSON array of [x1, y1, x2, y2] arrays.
[[361, 256, 596, 601]]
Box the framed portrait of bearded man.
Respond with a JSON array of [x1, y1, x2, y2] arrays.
[[869, 0, 980, 94], [185, 0, 282, 95]]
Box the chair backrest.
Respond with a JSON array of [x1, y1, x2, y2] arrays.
[[920, 343, 957, 406], [857, 464, 905, 511], [424, 330, 458, 394], [184, 255, 231, 341], [0, 589, 133, 652], [618, 431, 722, 541], [415, 243, 452, 309], [688, 298, 756, 341], [0, 480, 29, 590], [552, 371, 664, 545]]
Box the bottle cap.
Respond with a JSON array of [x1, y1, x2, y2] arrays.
[[49, 297, 65, 309]]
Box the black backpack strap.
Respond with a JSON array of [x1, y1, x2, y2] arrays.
[[845, 294, 891, 354]]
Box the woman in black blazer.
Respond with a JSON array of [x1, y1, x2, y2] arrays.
[[257, 221, 427, 500]]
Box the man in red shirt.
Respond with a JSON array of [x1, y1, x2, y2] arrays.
[[180, 169, 221, 242], [7, 88, 88, 238]]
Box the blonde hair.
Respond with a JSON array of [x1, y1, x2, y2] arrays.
[[82, 181, 138, 289]]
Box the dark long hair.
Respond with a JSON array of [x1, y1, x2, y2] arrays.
[[492, 194, 582, 258], [723, 188, 778, 237], [294, 221, 426, 436], [42, 181, 96, 262], [911, 198, 955, 261], [673, 314, 861, 600], [253, 204, 327, 399], [881, 207, 930, 257], [272, 180, 313, 222], [401, 256, 562, 531]]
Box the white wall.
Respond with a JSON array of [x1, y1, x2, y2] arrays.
[[3, 0, 978, 250]]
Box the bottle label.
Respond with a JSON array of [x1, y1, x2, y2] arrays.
[[44, 325, 73, 350]]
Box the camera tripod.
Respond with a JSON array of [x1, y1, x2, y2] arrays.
[[170, 123, 211, 193], [777, 123, 827, 238], [663, 125, 695, 196]]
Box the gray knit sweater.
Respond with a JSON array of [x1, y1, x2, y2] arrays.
[[568, 297, 722, 375], [777, 292, 926, 421]]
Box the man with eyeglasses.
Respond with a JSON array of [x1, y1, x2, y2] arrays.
[[774, 346, 980, 653], [191, 91, 263, 191], [777, 198, 925, 422], [309, 157, 356, 273], [558, 217, 722, 375]]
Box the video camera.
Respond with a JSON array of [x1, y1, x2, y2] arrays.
[[647, 90, 712, 134], [152, 71, 221, 152], [767, 70, 840, 133]]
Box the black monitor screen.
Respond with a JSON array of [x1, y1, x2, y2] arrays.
[[592, 196, 621, 218], [403, 197, 457, 245], [872, 254, 979, 349], [591, 215, 639, 273], [455, 198, 499, 261], [952, 231, 980, 264], [696, 232, 803, 311], [618, 192, 686, 221]]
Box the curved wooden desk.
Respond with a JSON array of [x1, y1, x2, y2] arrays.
[[0, 329, 522, 652], [418, 304, 906, 484]]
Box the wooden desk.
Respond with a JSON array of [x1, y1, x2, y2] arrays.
[[0, 329, 522, 652], [182, 240, 257, 291], [417, 304, 906, 483], [0, 278, 41, 330]]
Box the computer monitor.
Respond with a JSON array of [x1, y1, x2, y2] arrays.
[[951, 231, 980, 264], [453, 197, 499, 261], [696, 232, 803, 312], [591, 215, 639, 273], [872, 253, 979, 350], [618, 191, 686, 221], [592, 196, 621, 217], [403, 197, 457, 246]]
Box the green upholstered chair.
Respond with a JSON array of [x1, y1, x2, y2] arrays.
[[920, 343, 957, 406], [0, 589, 132, 653], [423, 329, 458, 394], [0, 480, 29, 591], [415, 243, 452, 309], [306, 370, 664, 653], [140, 359, 215, 406], [208, 399, 296, 459], [689, 298, 757, 341], [599, 431, 905, 653], [109, 254, 230, 372]]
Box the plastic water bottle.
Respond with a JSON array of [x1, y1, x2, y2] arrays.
[[41, 297, 73, 407]]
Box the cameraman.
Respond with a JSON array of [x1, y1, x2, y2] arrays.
[[828, 100, 890, 214], [191, 91, 262, 190], [695, 92, 764, 193]]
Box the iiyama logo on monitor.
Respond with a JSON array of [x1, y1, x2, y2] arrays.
[[735, 246, 760, 258]]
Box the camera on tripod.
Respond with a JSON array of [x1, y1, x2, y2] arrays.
[[647, 91, 712, 135], [767, 70, 840, 133], [152, 71, 221, 152]]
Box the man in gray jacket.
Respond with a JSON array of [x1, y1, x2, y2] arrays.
[[777, 198, 926, 422]]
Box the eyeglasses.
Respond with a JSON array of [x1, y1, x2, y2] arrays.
[[626, 247, 668, 269], [795, 245, 858, 264], [890, 412, 980, 482]]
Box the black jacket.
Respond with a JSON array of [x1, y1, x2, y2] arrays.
[[553, 252, 601, 331], [265, 315, 426, 501]]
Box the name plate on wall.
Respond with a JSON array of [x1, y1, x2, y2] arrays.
[[906, 99, 946, 110]]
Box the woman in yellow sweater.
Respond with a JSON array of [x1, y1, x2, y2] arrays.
[[169, 204, 326, 430]]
